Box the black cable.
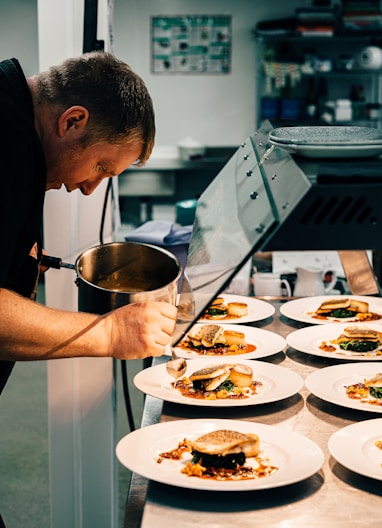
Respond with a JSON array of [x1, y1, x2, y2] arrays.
[[83, 0, 104, 53], [120, 361, 136, 432], [99, 178, 136, 431], [99, 178, 112, 245]]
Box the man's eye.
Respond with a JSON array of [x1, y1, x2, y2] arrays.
[[98, 165, 107, 174]]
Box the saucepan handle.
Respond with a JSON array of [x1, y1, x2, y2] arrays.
[[40, 255, 75, 270]]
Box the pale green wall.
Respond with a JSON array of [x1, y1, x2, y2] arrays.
[[0, 0, 38, 75]]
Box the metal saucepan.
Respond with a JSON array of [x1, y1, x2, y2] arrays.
[[41, 241, 182, 315]]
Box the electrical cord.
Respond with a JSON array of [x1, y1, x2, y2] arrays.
[[120, 360, 136, 432], [99, 178, 112, 246], [100, 178, 136, 431]]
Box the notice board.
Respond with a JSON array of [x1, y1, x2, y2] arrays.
[[151, 15, 231, 74]]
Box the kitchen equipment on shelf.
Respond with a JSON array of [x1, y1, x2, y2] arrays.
[[293, 267, 337, 297], [254, 272, 292, 297], [357, 46, 382, 70], [177, 137, 206, 161]]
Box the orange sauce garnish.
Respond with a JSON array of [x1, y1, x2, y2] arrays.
[[178, 343, 256, 356], [345, 383, 382, 406], [156, 439, 278, 480], [173, 379, 262, 400], [157, 439, 191, 462], [189, 460, 278, 481], [201, 313, 241, 321], [319, 341, 336, 353]]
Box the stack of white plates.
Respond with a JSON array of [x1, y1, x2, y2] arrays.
[[268, 126, 382, 158]]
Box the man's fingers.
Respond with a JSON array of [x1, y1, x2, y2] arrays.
[[156, 301, 177, 319]]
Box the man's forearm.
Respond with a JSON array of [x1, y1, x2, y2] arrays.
[[0, 288, 110, 361]]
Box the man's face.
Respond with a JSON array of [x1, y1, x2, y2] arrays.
[[45, 140, 142, 194]]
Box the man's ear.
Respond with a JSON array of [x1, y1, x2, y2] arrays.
[[57, 106, 89, 137]]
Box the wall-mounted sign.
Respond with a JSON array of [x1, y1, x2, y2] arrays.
[[151, 15, 231, 74]]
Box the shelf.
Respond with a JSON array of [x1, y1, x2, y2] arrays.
[[266, 118, 381, 128], [262, 67, 382, 77], [256, 32, 382, 127], [256, 32, 382, 43]]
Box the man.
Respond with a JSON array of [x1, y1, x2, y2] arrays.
[[0, 51, 177, 394]]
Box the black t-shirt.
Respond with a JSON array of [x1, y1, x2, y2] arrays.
[[0, 58, 46, 393]]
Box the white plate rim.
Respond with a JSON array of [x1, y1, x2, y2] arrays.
[[280, 295, 382, 325], [170, 323, 286, 360], [115, 418, 324, 491], [328, 418, 382, 480], [286, 322, 382, 361], [197, 294, 275, 324], [305, 362, 382, 413], [133, 358, 304, 407]]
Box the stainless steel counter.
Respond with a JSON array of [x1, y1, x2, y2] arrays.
[[122, 302, 382, 528], [122, 147, 237, 172]]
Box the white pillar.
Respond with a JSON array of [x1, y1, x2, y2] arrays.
[[37, 1, 117, 526]]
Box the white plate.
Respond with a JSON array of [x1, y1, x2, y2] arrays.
[[198, 294, 275, 324], [116, 418, 324, 491], [329, 418, 382, 480], [269, 139, 382, 158], [305, 362, 382, 413], [280, 295, 382, 325], [269, 126, 382, 146], [134, 358, 303, 407], [287, 323, 382, 361], [170, 323, 286, 360]]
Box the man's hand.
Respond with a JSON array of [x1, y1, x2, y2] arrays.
[[106, 301, 177, 360]]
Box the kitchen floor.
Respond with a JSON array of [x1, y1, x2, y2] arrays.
[[0, 204, 176, 528]]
